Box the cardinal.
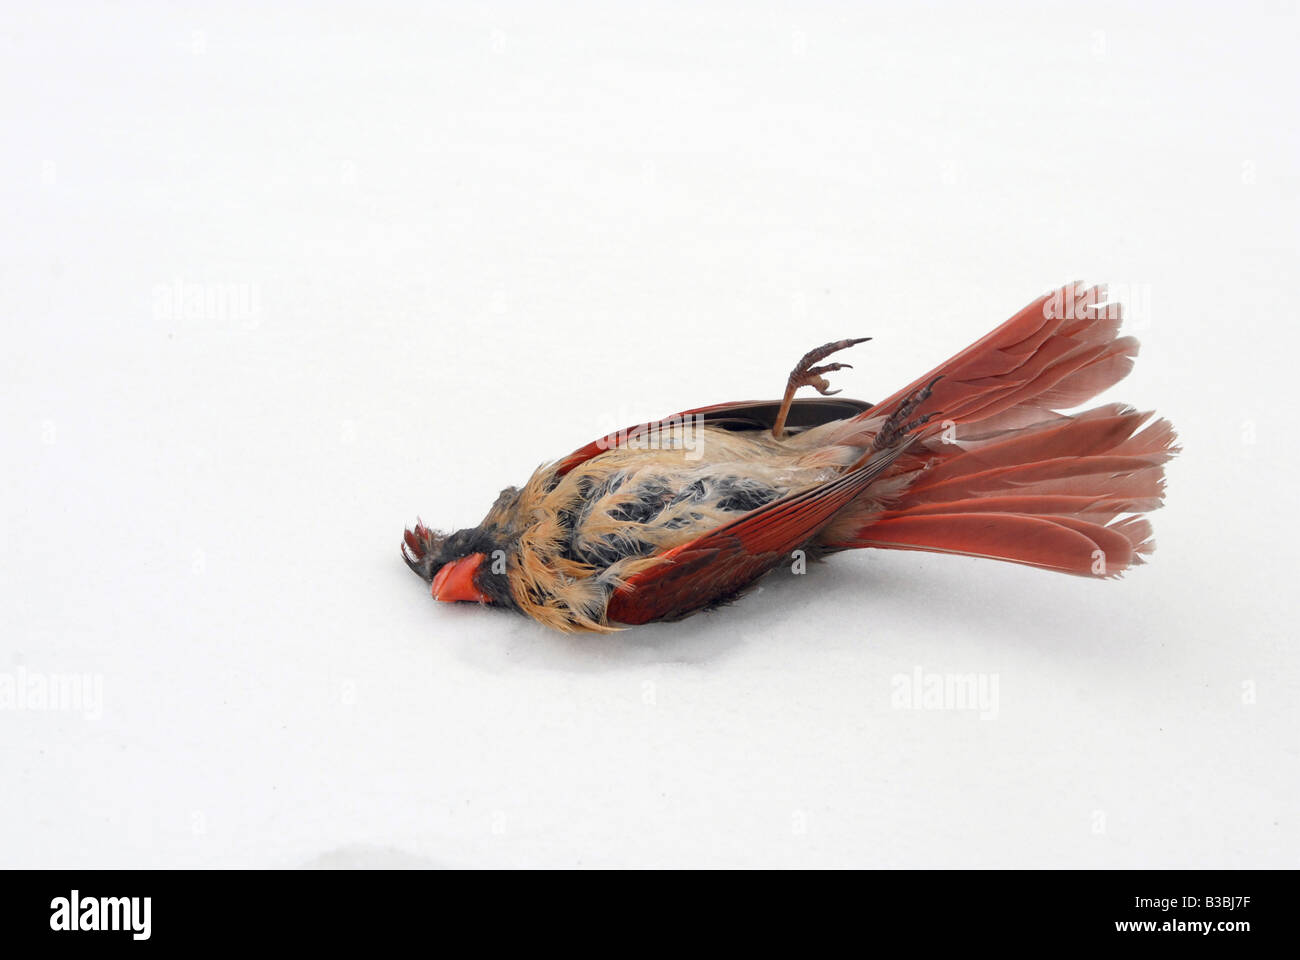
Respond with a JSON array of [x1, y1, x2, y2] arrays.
[[403, 283, 1177, 631]]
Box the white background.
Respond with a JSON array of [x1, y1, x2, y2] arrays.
[[3, 1, 1297, 868]]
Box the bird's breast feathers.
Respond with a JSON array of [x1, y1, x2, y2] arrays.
[[502, 424, 855, 630]]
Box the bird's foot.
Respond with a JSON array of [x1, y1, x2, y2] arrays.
[[872, 376, 942, 451], [772, 337, 870, 439]]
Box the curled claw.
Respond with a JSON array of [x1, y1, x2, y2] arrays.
[[773, 338, 871, 438], [873, 378, 944, 451], [803, 362, 854, 395]]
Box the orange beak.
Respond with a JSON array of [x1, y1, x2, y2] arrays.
[[431, 553, 490, 603]]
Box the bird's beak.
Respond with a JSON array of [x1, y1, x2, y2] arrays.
[[431, 553, 490, 603]]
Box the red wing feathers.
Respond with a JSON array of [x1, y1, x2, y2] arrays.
[[825, 399, 1175, 577], [865, 283, 1135, 428], [606, 442, 912, 624]]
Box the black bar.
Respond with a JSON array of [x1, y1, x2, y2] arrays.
[[0, 869, 1287, 948]]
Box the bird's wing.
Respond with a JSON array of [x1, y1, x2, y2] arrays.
[[553, 397, 872, 477], [864, 282, 1137, 425], [604, 442, 910, 625]]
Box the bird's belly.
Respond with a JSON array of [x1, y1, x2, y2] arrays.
[[551, 432, 838, 570]]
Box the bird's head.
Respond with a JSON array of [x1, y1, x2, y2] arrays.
[[401, 487, 523, 607]]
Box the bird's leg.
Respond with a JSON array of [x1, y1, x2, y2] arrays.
[[842, 378, 943, 472], [870, 375, 944, 452], [771, 337, 871, 440]]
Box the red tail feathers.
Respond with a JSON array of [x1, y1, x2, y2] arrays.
[[822, 284, 1177, 577]]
